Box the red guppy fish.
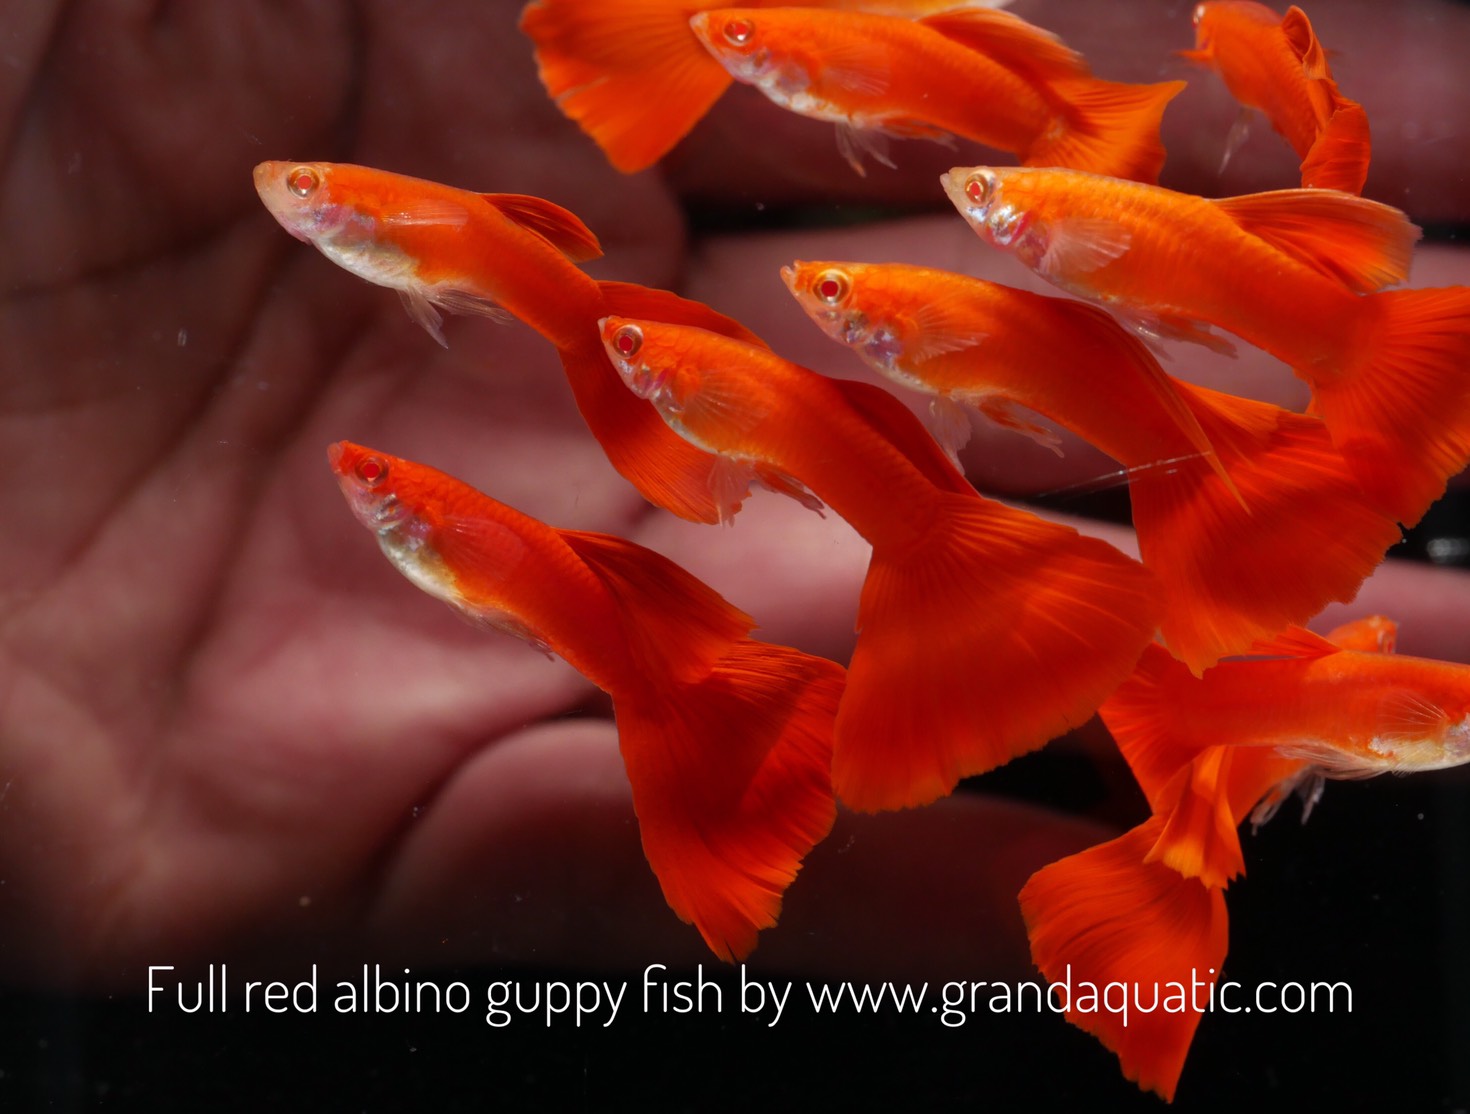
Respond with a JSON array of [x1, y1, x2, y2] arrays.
[[781, 258, 1403, 673], [329, 441, 845, 961], [943, 163, 1470, 529], [1023, 615, 1470, 1099], [255, 159, 784, 525], [687, 6, 1183, 180], [598, 313, 1160, 812], [1180, 1, 1371, 193], [519, 0, 1019, 172], [263, 1, 1470, 1102]]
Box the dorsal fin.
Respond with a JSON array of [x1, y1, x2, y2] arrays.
[[1280, 5, 1329, 79], [920, 8, 1086, 84], [1212, 190, 1416, 293], [482, 192, 603, 261], [1245, 625, 1342, 659], [1324, 615, 1398, 653]]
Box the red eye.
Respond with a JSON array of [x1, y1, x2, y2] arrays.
[[723, 17, 754, 45], [287, 165, 321, 198], [815, 270, 848, 305], [613, 324, 643, 358], [356, 456, 387, 485], [964, 172, 994, 207]]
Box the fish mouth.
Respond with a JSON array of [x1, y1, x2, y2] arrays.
[[253, 160, 316, 243]]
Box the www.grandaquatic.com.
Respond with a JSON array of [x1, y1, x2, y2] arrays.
[[147, 963, 1351, 1028]]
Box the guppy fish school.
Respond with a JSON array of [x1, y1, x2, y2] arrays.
[[247, 0, 1469, 1105]]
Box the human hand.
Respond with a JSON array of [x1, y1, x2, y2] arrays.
[[0, 0, 1100, 991]]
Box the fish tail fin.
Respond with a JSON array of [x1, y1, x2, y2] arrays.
[[554, 282, 769, 525], [1019, 815, 1229, 1102], [1299, 99, 1371, 193], [1100, 642, 1202, 808], [1148, 748, 1251, 888], [1101, 644, 1310, 882], [1133, 382, 1401, 672], [615, 640, 843, 961], [834, 493, 1160, 811], [1151, 744, 1311, 887], [1026, 77, 1187, 185], [1315, 285, 1470, 527], [519, 0, 730, 171]]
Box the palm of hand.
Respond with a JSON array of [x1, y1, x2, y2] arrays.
[[0, 0, 724, 985]]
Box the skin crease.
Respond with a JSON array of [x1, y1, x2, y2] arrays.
[[1, 0, 1467, 996]]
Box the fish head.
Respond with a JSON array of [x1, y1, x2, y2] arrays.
[[256, 161, 422, 294], [327, 441, 459, 595], [781, 261, 876, 349], [689, 10, 811, 98], [943, 165, 1064, 280], [1190, 2, 1272, 37], [254, 161, 363, 245], [1186, 3, 1225, 53], [599, 315, 686, 416], [329, 441, 422, 535], [784, 260, 931, 374], [942, 166, 1032, 249]]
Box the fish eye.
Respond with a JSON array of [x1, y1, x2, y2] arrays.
[[612, 323, 643, 359], [1191, 3, 1206, 25], [286, 165, 321, 198], [355, 455, 388, 486], [964, 171, 996, 208], [815, 269, 850, 306], [723, 17, 755, 46]]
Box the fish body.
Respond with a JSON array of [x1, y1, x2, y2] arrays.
[[328, 441, 844, 961], [781, 259, 1401, 672], [781, 258, 1222, 472], [690, 7, 1183, 180], [254, 160, 603, 346], [256, 160, 774, 525], [943, 164, 1470, 526], [1023, 616, 1411, 1100], [1181, 1, 1370, 192], [519, 0, 1017, 172], [1106, 627, 1470, 784], [600, 314, 1160, 811]]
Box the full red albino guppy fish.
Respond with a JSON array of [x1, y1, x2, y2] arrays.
[[781, 259, 1402, 673], [688, 6, 1184, 180], [1021, 615, 1438, 1101], [597, 314, 1161, 812], [519, 0, 1016, 173], [328, 440, 845, 962], [255, 159, 790, 525], [942, 163, 1470, 527], [1180, 1, 1370, 193]]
